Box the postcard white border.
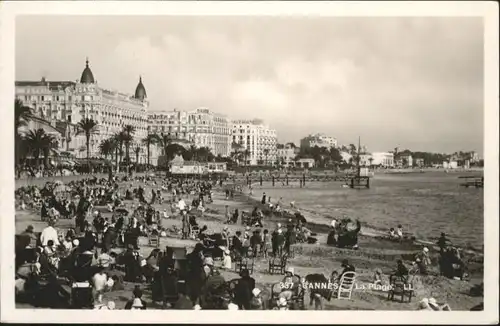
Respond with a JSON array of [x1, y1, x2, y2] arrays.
[[1, 1, 498, 324]]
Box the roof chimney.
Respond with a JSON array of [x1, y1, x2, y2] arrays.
[[41, 77, 46, 83]]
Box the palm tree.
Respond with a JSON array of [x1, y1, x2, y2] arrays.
[[15, 99, 33, 165], [122, 125, 136, 164], [231, 142, 243, 165], [142, 134, 160, 166], [263, 148, 270, 166], [76, 118, 98, 164], [99, 138, 115, 160], [23, 128, 56, 168], [134, 144, 141, 164], [243, 149, 250, 167], [159, 132, 172, 156], [112, 132, 126, 172]]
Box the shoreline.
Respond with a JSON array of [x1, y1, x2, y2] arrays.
[[241, 182, 483, 257], [14, 177, 484, 310]]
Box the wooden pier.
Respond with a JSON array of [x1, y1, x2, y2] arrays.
[[348, 136, 371, 189], [459, 176, 484, 188]]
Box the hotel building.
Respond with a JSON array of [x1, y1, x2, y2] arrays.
[[300, 133, 338, 150], [232, 119, 278, 166], [147, 107, 232, 164], [15, 59, 149, 162]]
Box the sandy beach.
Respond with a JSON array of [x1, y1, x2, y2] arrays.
[[15, 174, 484, 310]]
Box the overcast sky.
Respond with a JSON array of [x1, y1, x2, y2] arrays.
[[16, 16, 483, 154]]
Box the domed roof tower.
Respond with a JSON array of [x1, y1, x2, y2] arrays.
[[134, 76, 147, 100], [80, 57, 95, 84]]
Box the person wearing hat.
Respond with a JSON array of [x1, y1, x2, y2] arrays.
[[389, 259, 409, 284], [222, 249, 232, 270], [415, 247, 431, 275], [279, 266, 301, 302], [272, 228, 285, 257], [333, 259, 355, 284], [203, 257, 214, 276], [91, 268, 108, 303], [242, 231, 251, 257], [40, 221, 60, 247], [233, 268, 256, 310], [18, 225, 37, 250], [222, 226, 230, 248], [231, 231, 243, 257], [250, 230, 262, 258]]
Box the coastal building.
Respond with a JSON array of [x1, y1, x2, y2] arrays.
[[359, 153, 373, 166], [469, 151, 480, 163], [169, 154, 227, 175], [148, 107, 232, 163], [300, 133, 338, 150], [371, 152, 395, 167], [396, 153, 413, 167], [232, 119, 277, 166], [276, 143, 299, 167], [295, 158, 315, 169], [443, 161, 458, 169], [15, 59, 149, 161], [414, 158, 425, 167]]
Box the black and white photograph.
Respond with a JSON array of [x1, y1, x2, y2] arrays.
[[1, 1, 498, 324]]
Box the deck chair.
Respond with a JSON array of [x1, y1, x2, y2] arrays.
[[337, 272, 356, 300], [268, 254, 288, 275], [148, 234, 160, 248], [387, 275, 414, 303], [235, 257, 255, 274]]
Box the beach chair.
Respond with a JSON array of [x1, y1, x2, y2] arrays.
[[387, 275, 414, 303], [148, 234, 160, 248], [268, 254, 288, 275], [336, 272, 356, 300], [235, 257, 255, 275]]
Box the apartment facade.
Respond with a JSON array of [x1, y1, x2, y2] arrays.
[[276, 143, 299, 167], [300, 133, 338, 150], [232, 119, 277, 166], [15, 59, 149, 162], [147, 107, 232, 163]]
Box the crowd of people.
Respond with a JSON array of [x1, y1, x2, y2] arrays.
[[13, 170, 478, 311]]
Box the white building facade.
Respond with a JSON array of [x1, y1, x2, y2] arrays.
[[15, 59, 149, 162], [300, 133, 338, 150], [277, 143, 298, 167], [148, 107, 232, 162], [371, 152, 395, 167], [232, 119, 278, 166]]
